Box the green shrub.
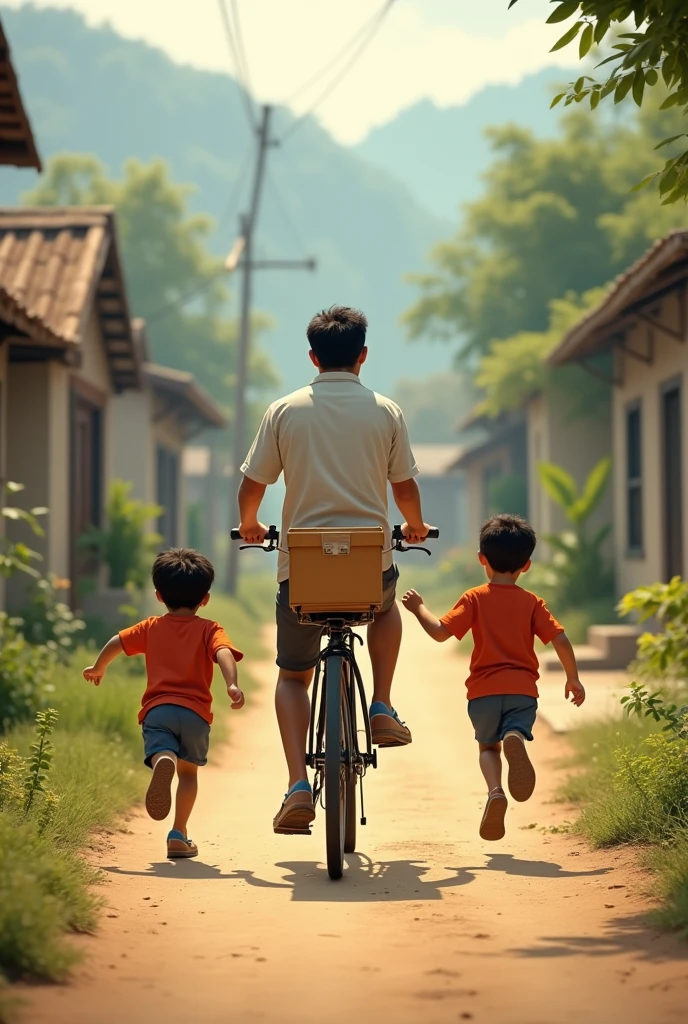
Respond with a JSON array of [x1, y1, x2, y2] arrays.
[[0, 614, 56, 732], [619, 576, 688, 681], [20, 575, 86, 663], [614, 734, 688, 834], [81, 480, 161, 589], [0, 481, 47, 581]]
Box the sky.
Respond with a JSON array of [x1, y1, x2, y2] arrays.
[[3, 0, 574, 143]]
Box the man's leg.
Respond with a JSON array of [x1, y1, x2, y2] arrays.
[[275, 667, 314, 789], [367, 600, 402, 707]]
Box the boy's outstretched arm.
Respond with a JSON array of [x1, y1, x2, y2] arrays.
[[217, 647, 245, 709], [551, 632, 586, 706], [83, 635, 124, 685], [401, 589, 451, 643]]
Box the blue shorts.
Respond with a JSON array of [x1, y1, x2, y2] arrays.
[[467, 694, 538, 746], [141, 704, 210, 768]]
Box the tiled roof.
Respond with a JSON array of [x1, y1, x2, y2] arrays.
[[549, 230, 688, 367], [145, 363, 227, 433], [0, 18, 41, 169], [0, 207, 140, 390]]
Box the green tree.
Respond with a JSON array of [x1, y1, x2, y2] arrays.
[[404, 105, 688, 359], [509, 0, 688, 203], [23, 155, 275, 420]]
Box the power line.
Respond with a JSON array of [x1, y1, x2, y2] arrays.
[[280, 0, 398, 144], [230, 0, 254, 100], [265, 167, 310, 258], [283, 3, 389, 106], [217, 0, 257, 132]]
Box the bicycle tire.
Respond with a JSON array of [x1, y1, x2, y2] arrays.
[[324, 654, 346, 880], [342, 659, 357, 854]]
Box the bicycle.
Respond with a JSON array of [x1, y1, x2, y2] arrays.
[[231, 524, 439, 880]]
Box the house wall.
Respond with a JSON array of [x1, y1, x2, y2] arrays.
[[463, 443, 512, 543], [612, 309, 688, 598], [0, 343, 7, 608], [75, 309, 114, 486], [527, 391, 612, 559], [111, 388, 155, 506], [152, 403, 187, 547]]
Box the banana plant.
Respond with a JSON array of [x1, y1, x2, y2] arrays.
[[536, 456, 613, 607], [0, 482, 47, 578]]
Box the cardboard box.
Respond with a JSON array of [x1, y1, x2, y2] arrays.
[[287, 527, 385, 613]]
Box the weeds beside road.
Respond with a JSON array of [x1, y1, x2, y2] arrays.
[[0, 575, 273, 1018]]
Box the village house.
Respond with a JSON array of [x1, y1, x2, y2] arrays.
[[0, 207, 225, 613], [549, 230, 688, 598]]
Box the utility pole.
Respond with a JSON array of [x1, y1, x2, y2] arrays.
[[225, 104, 315, 595]]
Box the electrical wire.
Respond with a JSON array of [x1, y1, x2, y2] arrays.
[[230, 0, 254, 101], [283, 2, 389, 106], [217, 0, 257, 132], [280, 0, 398, 144], [265, 167, 309, 258]]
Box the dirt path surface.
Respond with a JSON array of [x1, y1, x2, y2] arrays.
[[24, 626, 688, 1024]]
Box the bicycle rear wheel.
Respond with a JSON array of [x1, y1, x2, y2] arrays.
[[324, 654, 347, 880]]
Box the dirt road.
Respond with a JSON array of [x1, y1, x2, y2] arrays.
[[24, 626, 688, 1024]]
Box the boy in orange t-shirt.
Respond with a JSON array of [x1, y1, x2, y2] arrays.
[[402, 514, 585, 842], [83, 549, 244, 859]]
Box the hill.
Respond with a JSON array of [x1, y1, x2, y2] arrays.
[[356, 68, 574, 222], [0, 4, 452, 397]]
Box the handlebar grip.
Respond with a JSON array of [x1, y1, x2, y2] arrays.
[[230, 529, 242, 541], [392, 525, 440, 540], [426, 528, 439, 539], [230, 526, 280, 541]]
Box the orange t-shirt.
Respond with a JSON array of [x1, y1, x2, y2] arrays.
[[119, 615, 244, 725], [440, 583, 563, 700]]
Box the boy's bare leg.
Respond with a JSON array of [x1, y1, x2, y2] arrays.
[[173, 759, 198, 835], [367, 601, 402, 707], [275, 667, 314, 789], [479, 743, 504, 793]]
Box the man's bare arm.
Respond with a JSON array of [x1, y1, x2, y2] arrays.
[[238, 475, 268, 544], [390, 478, 432, 544]]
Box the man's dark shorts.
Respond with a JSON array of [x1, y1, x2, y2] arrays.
[[467, 694, 538, 745], [276, 564, 399, 672], [142, 704, 210, 767]]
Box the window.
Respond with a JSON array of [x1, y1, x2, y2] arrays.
[[662, 381, 683, 579], [626, 402, 643, 553], [157, 446, 179, 548]]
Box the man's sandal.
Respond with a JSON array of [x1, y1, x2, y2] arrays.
[[369, 702, 412, 747], [145, 755, 176, 820], [479, 788, 508, 842], [167, 830, 198, 859], [503, 731, 536, 802], [273, 780, 315, 835]]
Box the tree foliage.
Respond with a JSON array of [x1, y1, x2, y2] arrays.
[[404, 104, 688, 358], [23, 155, 276, 423], [509, 0, 688, 204]]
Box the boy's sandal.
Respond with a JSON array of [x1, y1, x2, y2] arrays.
[[167, 830, 198, 859], [479, 789, 508, 842], [145, 755, 176, 821], [503, 731, 536, 803]]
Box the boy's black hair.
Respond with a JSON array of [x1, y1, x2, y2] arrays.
[[306, 305, 368, 370], [479, 514, 536, 574], [152, 548, 215, 610]]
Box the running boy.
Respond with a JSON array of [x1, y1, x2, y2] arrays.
[[402, 514, 585, 842], [83, 549, 244, 859]]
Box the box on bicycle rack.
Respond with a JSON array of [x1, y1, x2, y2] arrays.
[[287, 527, 385, 614]]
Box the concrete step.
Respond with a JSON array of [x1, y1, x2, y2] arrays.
[[587, 624, 641, 668], [540, 644, 611, 673]]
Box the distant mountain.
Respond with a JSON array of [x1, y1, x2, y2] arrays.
[[0, 4, 452, 398], [356, 68, 574, 222]]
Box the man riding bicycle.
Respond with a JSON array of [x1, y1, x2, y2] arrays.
[[238, 306, 432, 834]]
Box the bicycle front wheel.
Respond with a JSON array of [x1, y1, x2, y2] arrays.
[[324, 654, 348, 880]]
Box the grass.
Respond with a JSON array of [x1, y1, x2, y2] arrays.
[[0, 574, 273, 1009], [559, 703, 688, 937]]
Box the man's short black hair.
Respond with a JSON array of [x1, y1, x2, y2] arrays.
[[152, 548, 215, 610], [479, 514, 536, 574], [307, 305, 367, 370]]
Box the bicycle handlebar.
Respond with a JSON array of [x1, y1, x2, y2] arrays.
[[230, 525, 439, 555]]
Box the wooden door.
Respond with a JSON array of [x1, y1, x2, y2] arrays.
[[662, 381, 683, 580], [70, 393, 103, 592]]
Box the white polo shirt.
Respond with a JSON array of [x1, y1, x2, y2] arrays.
[[241, 372, 419, 582]]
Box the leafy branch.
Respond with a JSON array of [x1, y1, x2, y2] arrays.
[[621, 681, 688, 739], [24, 708, 59, 815], [509, 0, 688, 204], [1, 481, 47, 578]]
